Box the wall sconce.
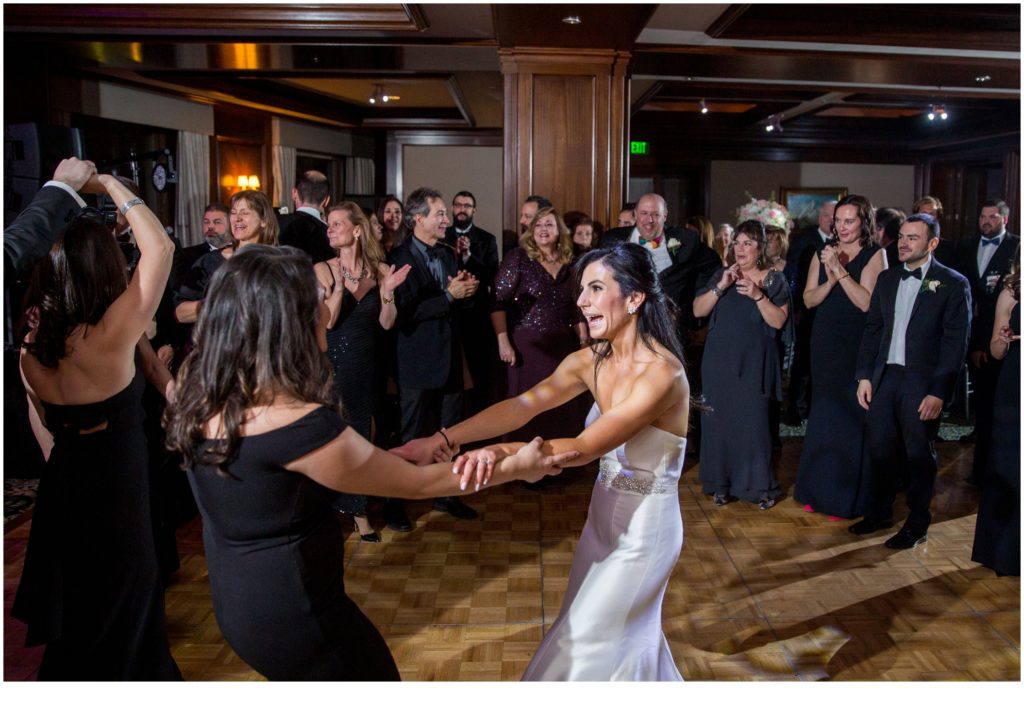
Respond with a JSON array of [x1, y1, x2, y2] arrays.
[[225, 175, 261, 190]]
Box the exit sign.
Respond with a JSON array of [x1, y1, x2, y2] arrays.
[[630, 141, 649, 155]]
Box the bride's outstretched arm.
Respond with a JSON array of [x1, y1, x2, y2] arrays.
[[455, 361, 687, 487], [447, 348, 591, 444]]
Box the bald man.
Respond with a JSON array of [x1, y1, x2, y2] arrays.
[[600, 193, 720, 345]]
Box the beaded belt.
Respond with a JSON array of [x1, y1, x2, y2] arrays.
[[598, 458, 670, 495]]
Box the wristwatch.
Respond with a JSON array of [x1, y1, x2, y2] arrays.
[[711, 286, 724, 298]]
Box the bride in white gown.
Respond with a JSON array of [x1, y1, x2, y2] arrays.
[[403, 242, 689, 681]]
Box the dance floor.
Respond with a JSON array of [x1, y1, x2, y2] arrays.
[[3, 436, 1019, 681]]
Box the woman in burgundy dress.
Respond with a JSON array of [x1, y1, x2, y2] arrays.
[[492, 207, 587, 441]]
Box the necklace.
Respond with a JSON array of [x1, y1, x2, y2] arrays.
[[340, 261, 367, 284]]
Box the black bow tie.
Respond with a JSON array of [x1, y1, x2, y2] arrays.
[[900, 267, 923, 281], [424, 245, 442, 261]]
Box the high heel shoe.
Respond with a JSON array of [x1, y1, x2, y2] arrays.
[[359, 531, 382, 543]]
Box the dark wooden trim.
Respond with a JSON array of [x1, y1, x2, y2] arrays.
[[704, 4, 752, 39], [4, 4, 426, 34], [402, 3, 430, 32], [446, 76, 476, 128], [631, 80, 663, 117]]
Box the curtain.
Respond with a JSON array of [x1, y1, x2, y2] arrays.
[[345, 157, 375, 195], [273, 145, 296, 210], [175, 131, 210, 247]]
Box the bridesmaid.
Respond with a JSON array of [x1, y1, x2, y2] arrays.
[[972, 245, 1020, 576], [313, 202, 410, 541], [794, 194, 886, 520]]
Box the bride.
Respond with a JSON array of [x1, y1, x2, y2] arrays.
[[401, 242, 689, 681]]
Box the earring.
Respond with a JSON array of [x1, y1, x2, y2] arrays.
[[627, 304, 637, 315]]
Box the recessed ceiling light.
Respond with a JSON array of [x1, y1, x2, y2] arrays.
[[562, 15, 581, 25]]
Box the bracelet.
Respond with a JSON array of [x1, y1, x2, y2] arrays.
[[382, 295, 394, 305], [119, 197, 145, 216], [437, 428, 452, 450], [753, 295, 765, 302], [836, 272, 851, 282]]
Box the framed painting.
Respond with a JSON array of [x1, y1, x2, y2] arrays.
[[781, 187, 848, 231]]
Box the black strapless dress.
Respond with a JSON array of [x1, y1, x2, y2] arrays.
[[12, 363, 181, 680]]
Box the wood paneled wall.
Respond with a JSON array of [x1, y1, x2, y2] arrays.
[[500, 48, 630, 231]]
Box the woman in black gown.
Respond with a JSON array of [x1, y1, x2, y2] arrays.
[[164, 245, 572, 681], [15, 171, 180, 680], [492, 207, 587, 442], [313, 202, 410, 541], [972, 247, 1020, 576], [694, 220, 791, 509], [794, 195, 887, 519]]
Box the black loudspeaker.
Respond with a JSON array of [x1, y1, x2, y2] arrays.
[[4, 122, 85, 228]]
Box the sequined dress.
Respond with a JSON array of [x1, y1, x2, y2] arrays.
[[493, 247, 585, 440], [523, 404, 685, 681], [326, 284, 380, 515]]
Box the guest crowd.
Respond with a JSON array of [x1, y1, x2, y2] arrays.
[[3, 155, 1019, 681]]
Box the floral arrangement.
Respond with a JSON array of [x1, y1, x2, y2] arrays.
[[736, 192, 793, 231]]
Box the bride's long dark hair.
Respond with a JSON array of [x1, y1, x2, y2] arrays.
[[574, 242, 686, 375]]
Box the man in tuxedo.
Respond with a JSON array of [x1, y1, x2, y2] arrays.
[[386, 187, 481, 530], [278, 170, 333, 263], [851, 213, 971, 548], [599, 192, 720, 346], [444, 190, 501, 415], [952, 199, 1019, 484], [782, 199, 836, 424]]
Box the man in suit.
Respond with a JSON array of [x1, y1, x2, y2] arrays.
[[883, 197, 954, 268], [782, 199, 836, 424], [172, 203, 229, 290], [4, 156, 97, 286], [444, 190, 501, 415], [952, 199, 1019, 484], [599, 192, 721, 346], [386, 187, 481, 530], [278, 170, 333, 263], [851, 213, 971, 548]]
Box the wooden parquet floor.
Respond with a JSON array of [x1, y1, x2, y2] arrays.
[[3, 437, 1020, 682]]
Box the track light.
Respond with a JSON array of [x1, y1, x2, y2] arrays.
[[699, 98, 708, 114], [927, 105, 949, 122], [765, 115, 783, 133], [369, 84, 382, 104]]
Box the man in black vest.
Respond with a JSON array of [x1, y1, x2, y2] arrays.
[[952, 199, 1019, 485], [386, 187, 481, 530], [851, 213, 971, 548], [444, 190, 500, 415], [278, 170, 333, 263]]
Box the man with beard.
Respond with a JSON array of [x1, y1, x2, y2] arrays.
[[444, 191, 500, 414], [953, 199, 1019, 485], [852, 213, 971, 548], [172, 204, 230, 290]]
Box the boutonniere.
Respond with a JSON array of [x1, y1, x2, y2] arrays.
[[920, 279, 943, 294], [666, 237, 681, 252]]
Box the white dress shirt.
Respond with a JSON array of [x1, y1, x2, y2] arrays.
[[629, 227, 673, 273], [977, 232, 1006, 276], [887, 256, 932, 366], [296, 205, 323, 221], [43, 180, 87, 208]]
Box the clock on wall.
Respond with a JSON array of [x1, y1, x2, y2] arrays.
[[152, 163, 168, 192]]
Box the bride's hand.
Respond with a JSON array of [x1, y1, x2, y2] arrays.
[[504, 437, 580, 484], [452, 447, 499, 491]]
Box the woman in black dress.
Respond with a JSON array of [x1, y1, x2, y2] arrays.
[[15, 171, 180, 680], [164, 245, 572, 681], [694, 220, 791, 509], [794, 195, 886, 519], [972, 247, 1020, 576], [493, 207, 587, 441], [313, 202, 410, 541]]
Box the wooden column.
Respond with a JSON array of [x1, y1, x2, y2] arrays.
[[500, 48, 630, 232]]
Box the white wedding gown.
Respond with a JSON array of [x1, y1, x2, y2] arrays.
[[523, 404, 685, 681]]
